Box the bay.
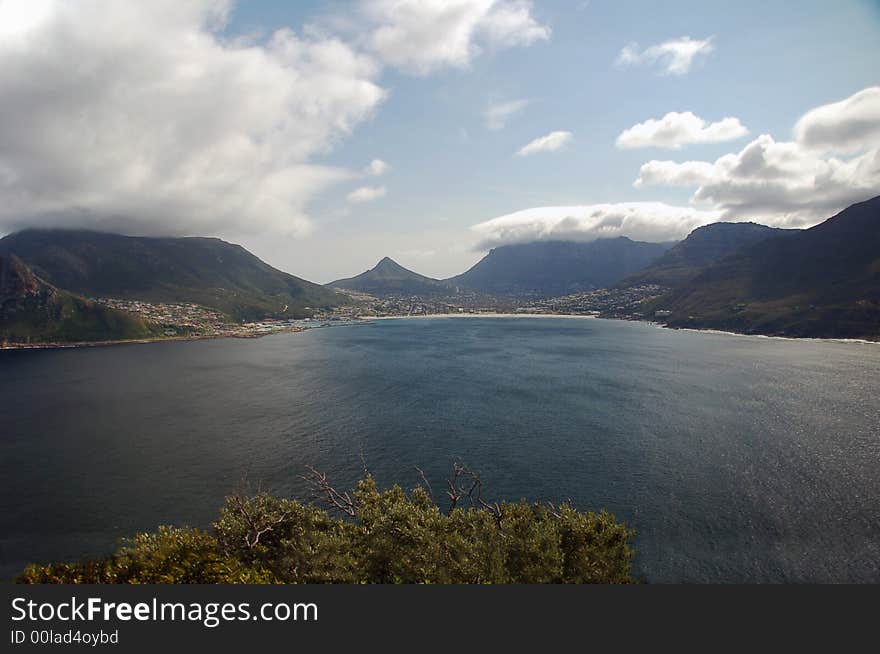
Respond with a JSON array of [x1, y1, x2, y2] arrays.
[[1, 317, 878, 582]]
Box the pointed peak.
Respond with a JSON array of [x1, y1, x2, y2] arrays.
[[373, 256, 404, 271]]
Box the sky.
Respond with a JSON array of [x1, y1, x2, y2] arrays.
[[0, 1, 878, 282]]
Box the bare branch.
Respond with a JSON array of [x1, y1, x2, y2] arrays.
[[443, 462, 502, 520], [301, 465, 357, 517], [414, 466, 436, 503], [227, 494, 290, 549]]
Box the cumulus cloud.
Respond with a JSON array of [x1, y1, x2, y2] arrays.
[[634, 161, 717, 187], [347, 185, 387, 203], [365, 159, 391, 176], [616, 112, 748, 149], [360, 0, 550, 75], [794, 86, 880, 153], [516, 131, 573, 156], [0, 0, 386, 237], [634, 87, 880, 227], [484, 98, 530, 130], [616, 36, 714, 75], [471, 202, 723, 248], [0, 0, 551, 238]]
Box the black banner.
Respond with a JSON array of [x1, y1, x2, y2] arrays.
[[3, 585, 877, 651]]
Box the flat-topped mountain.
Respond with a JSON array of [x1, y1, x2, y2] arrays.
[[447, 238, 675, 297], [1, 253, 156, 344], [0, 230, 344, 320], [657, 195, 880, 338], [328, 257, 453, 297], [619, 222, 793, 289]]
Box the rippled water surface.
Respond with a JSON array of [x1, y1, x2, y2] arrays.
[[2, 317, 878, 582]]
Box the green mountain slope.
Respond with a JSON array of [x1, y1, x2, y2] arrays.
[[0, 230, 345, 320], [447, 238, 675, 297], [328, 257, 453, 297], [1, 254, 157, 344], [658, 196, 880, 339]]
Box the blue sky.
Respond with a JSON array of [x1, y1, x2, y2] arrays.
[[233, 0, 880, 280], [1, 0, 878, 281]]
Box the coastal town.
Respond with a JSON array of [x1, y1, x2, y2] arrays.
[[326, 283, 673, 321], [94, 284, 675, 339], [518, 284, 671, 319]]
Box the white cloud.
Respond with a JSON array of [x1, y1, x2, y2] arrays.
[[0, 0, 551, 239], [633, 87, 880, 227], [365, 159, 391, 176], [634, 161, 717, 187], [0, 0, 386, 237], [360, 0, 550, 75], [616, 36, 714, 75], [484, 98, 530, 130], [347, 185, 387, 203], [516, 130, 573, 156], [794, 86, 880, 153], [471, 202, 723, 248], [616, 112, 748, 149]]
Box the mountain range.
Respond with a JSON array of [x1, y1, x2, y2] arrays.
[[0, 230, 344, 320], [1, 195, 877, 343], [656, 196, 880, 338], [618, 222, 792, 289], [330, 237, 677, 299], [328, 257, 452, 296], [447, 238, 675, 297]]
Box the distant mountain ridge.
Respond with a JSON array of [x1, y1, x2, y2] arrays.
[[619, 222, 793, 289], [0, 229, 344, 320], [328, 257, 453, 297], [1, 253, 156, 344], [656, 196, 880, 338], [4, 195, 877, 342], [448, 238, 675, 297]]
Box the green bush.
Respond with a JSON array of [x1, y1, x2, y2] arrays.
[[18, 473, 636, 584]]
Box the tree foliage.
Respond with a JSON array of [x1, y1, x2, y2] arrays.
[[18, 470, 636, 584]]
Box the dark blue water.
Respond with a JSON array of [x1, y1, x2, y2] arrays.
[[2, 317, 878, 582]]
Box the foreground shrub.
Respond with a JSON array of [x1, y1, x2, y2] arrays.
[[18, 471, 636, 584], [19, 527, 274, 584]]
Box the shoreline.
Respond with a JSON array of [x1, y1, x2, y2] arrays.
[[0, 326, 310, 352], [665, 325, 880, 346], [375, 312, 880, 344], [371, 312, 598, 320], [3, 313, 876, 349]]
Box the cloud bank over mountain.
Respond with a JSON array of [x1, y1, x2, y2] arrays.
[[0, 0, 549, 237], [0, 0, 387, 236], [471, 203, 722, 248]]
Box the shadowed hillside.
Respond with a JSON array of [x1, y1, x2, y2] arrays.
[[619, 222, 793, 289], [448, 238, 675, 297], [1, 253, 157, 344], [657, 196, 880, 339], [0, 230, 345, 320]]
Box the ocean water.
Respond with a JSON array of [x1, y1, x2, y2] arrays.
[[1, 317, 878, 583]]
